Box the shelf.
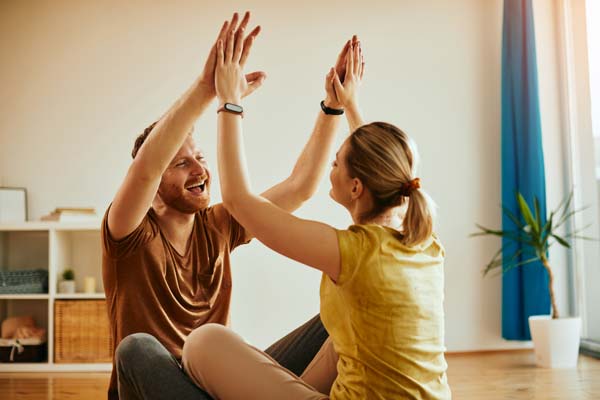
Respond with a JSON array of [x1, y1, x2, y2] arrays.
[[0, 294, 49, 300], [0, 362, 112, 372], [54, 293, 105, 300], [0, 221, 101, 232], [0, 219, 106, 372]]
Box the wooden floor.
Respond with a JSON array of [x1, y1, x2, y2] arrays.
[[0, 350, 598, 399]]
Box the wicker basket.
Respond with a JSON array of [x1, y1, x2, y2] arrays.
[[54, 300, 113, 363]]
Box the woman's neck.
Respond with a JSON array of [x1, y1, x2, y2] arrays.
[[368, 209, 403, 230], [351, 207, 404, 230]]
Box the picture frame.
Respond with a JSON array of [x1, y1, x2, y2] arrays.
[[0, 187, 28, 223]]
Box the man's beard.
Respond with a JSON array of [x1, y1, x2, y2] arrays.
[[158, 184, 209, 214]]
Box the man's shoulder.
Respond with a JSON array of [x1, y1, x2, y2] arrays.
[[102, 206, 160, 258]]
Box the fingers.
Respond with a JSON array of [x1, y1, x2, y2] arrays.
[[232, 11, 249, 62], [360, 58, 365, 80], [324, 67, 334, 91], [346, 43, 354, 77], [240, 26, 260, 67], [244, 70, 267, 97], [246, 25, 261, 38], [226, 12, 240, 36], [245, 71, 266, 83], [353, 41, 360, 74], [217, 39, 224, 67], [217, 20, 229, 42], [225, 29, 234, 62], [333, 70, 344, 95], [238, 11, 250, 33], [233, 25, 245, 62], [335, 39, 350, 67]]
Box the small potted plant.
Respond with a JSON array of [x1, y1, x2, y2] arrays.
[[58, 269, 75, 294], [472, 192, 592, 368]]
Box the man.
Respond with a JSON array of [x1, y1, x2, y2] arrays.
[[102, 12, 351, 400]]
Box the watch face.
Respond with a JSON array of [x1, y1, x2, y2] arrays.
[[225, 103, 243, 113]]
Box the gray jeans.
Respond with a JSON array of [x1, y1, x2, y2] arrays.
[[115, 314, 328, 400]]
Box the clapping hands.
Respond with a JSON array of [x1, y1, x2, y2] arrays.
[[325, 35, 364, 110]]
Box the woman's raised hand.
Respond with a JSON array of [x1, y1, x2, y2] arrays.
[[215, 11, 265, 104], [332, 37, 364, 109]]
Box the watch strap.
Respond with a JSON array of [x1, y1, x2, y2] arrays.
[[320, 100, 344, 115], [217, 103, 244, 118]]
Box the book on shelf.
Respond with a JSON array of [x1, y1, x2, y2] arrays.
[[40, 207, 99, 222]]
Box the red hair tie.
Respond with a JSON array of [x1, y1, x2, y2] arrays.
[[400, 178, 421, 197]]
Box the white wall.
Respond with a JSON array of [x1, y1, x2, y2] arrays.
[[0, 0, 570, 351]]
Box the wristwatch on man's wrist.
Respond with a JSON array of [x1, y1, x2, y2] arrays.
[[217, 103, 244, 118], [320, 100, 344, 115]]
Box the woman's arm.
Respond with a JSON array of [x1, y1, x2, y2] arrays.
[[214, 29, 346, 280], [258, 40, 351, 212]]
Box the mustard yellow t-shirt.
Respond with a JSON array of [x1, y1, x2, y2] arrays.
[[320, 224, 451, 400]]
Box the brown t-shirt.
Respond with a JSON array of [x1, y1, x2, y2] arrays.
[[101, 204, 249, 400]]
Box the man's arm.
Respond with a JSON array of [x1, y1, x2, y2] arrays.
[[108, 13, 260, 240], [259, 41, 353, 213], [259, 111, 340, 212]]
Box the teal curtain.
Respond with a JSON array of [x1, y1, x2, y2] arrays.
[[501, 0, 551, 340]]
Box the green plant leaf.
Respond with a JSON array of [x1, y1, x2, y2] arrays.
[[557, 190, 574, 220], [502, 206, 525, 229], [517, 193, 539, 235], [555, 206, 590, 229], [564, 223, 593, 238], [488, 256, 541, 278], [474, 224, 540, 247], [540, 211, 554, 244], [502, 256, 541, 274], [551, 233, 571, 248], [571, 235, 598, 241], [483, 248, 525, 276]]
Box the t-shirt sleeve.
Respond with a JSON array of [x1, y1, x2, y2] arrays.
[[335, 225, 379, 286], [101, 205, 157, 259], [208, 203, 252, 250]]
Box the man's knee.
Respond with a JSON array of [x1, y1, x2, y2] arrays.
[[116, 332, 159, 370]]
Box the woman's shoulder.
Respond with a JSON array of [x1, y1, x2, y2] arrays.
[[349, 224, 445, 256]]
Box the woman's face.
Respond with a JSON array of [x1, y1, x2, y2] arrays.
[[329, 139, 355, 208]]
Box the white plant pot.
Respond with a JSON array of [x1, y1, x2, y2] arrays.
[[528, 315, 581, 368], [58, 280, 76, 294]]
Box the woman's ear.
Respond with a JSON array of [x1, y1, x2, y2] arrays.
[[350, 178, 364, 201]]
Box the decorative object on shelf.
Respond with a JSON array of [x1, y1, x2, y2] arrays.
[[0, 269, 48, 294], [58, 269, 76, 294], [0, 315, 47, 363], [40, 207, 98, 222], [54, 300, 112, 363], [472, 191, 594, 368], [0, 187, 27, 223], [83, 276, 96, 294]]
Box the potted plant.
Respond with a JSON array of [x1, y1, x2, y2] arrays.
[[58, 269, 75, 294], [472, 192, 592, 368]]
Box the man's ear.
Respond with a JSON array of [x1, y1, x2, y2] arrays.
[[350, 178, 364, 201]]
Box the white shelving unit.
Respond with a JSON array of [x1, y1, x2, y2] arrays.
[[0, 220, 111, 372]]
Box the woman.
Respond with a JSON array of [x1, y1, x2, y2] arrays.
[[182, 28, 451, 399]]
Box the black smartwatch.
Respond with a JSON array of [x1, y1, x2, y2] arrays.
[[320, 100, 344, 115], [218, 103, 244, 118]]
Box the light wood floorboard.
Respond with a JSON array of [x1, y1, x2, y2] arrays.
[[0, 350, 598, 399]]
